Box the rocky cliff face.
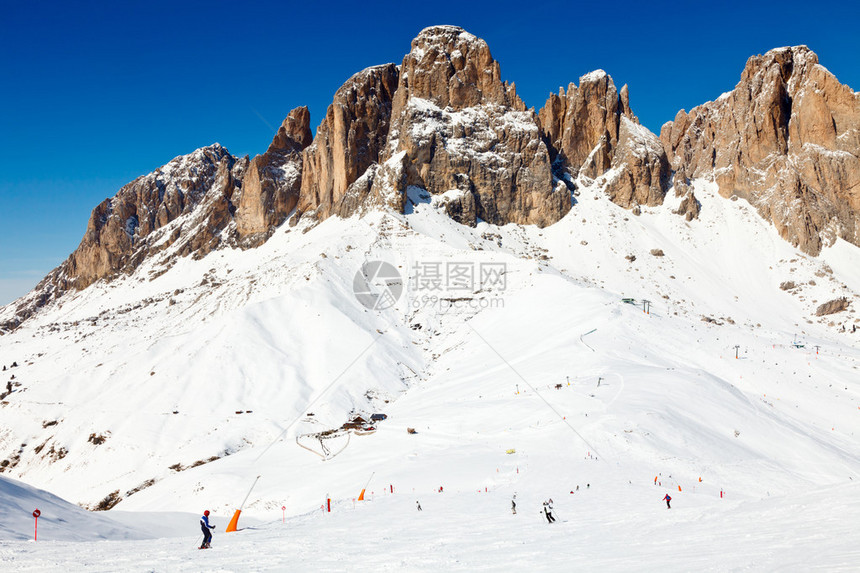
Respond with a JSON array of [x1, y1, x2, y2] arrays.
[[297, 65, 399, 221], [236, 107, 312, 244], [292, 26, 570, 228], [0, 145, 248, 329], [538, 71, 672, 211], [60, 144, 245, 291], [6, 32, 860, 330], [375, 25, 570, 227], [661, 46, 860, 254]]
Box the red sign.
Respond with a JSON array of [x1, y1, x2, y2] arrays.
[[33, 509, 41, 518], [281, 506, 286, 510]]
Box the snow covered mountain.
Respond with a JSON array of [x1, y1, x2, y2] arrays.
[[0, 25, 858, 571]]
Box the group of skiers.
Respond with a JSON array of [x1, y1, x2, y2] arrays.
[[198, 485, 676, 546], [510, 494, 556, 523]]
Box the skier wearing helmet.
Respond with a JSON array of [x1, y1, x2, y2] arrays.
[[200, 510, 215, 548]]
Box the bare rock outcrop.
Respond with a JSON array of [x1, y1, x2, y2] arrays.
[[0, 145, 246, 329], [236, 107, 312, 243], [60, 144, 244, 291], [661, 46, 860, 254], [380, 25, 570, 226], [815, 297, 850, 316], [539, 70, 634, 174], [538, 71, 671, 210], [671, 168, 701, 221], [297, 64, 399, 220], [603, 116, 672, 209]]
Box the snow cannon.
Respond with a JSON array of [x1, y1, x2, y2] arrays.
[[226, 475, 261, 533], [357, 471, 375, 501]]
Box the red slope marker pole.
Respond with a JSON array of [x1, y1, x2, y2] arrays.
[[33, 509, 41, 541]]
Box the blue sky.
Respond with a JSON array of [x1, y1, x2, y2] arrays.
[[1, 0, 858, 304]]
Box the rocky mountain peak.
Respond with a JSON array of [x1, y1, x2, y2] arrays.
[[538, 70, 672, 212], [5, 34, 860, 331], [45, 143, 244, 296], [268, 106, 312, 153], [235, 105, 313, 243], [740, 45, 818, 85], [371, 26, 566, 226], [539, 70, 636, 171], [661, 45, 859, 254], [398, 25, 524, 111], [296, 64, 400, 221]]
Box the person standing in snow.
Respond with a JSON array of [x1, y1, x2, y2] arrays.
[[416, 501, 422, 511], [200, 510, 215, 548], [663, 494, 671, 509], [542, 500, 556, 523], [511, 494, 517, 515]]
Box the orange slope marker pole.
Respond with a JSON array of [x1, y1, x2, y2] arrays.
[[357, 471, 375, 501], [226, 475, 261, 533]]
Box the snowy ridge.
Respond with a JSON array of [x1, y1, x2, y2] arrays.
[[579, 69, 608, 84], [0, 179, 858, 568], [2, 125, 860, 571]]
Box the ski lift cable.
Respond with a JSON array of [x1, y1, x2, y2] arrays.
[[466, 322, 605, 459], [253, 332, 384, 463]]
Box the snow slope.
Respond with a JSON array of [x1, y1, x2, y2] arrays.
[[0, 177, 858, 570], [0, 474, 145, 542]]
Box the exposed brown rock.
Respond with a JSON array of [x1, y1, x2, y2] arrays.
[[661, 46, 860, 254], [538, 71, 671, 210], [672, 169, 700, 221], [603, 117, 671, 209], [297, 64, 399, 220], [1, 145, 249, 329], [380, 25, 569, 227], [61, 144, 243, 291], [236, 106, 312, 243], [538, 70, 634, 173], [815, 297, 850, 316]]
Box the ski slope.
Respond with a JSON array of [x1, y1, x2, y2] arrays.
[[0, 178, 858, 570]]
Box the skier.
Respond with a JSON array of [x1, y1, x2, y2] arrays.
[[511, 494, 517, 515], [663, 494, 672, 509], [416, 501, 422, 511], [200, 510, 215, 548], [542, 500, 556, 523]]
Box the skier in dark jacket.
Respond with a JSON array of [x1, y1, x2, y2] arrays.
[[663, 494, 671, 509], [542, 500, 556, 523], [200, 510, 215, 548]]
